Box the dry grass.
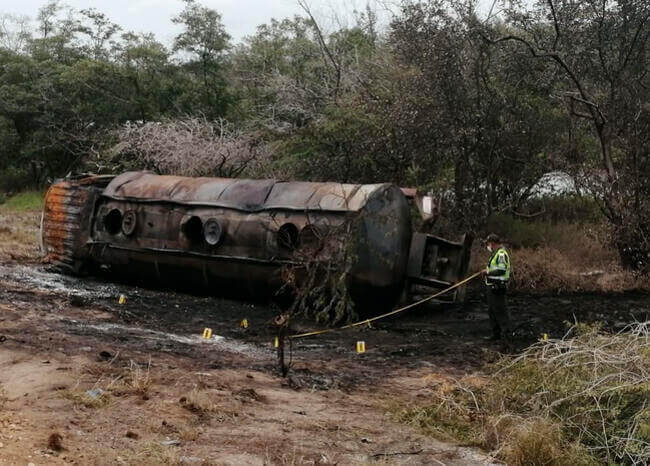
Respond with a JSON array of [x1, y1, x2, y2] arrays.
[[0, 385, 7, 410], [120, 441, 182, 466], [179, 388, 239, 423], [483, 416, 596, 466], [0, 209, 40, 262], [264, 446, 313, 466], [0, 191, 43, 262], [179, 389, 218, 415], [395, 322, 650, 465], [122, 360, 152, 397], [63, 387, 112, 408], [147, 418, 204, 443], [82, 360, 124, 379], [63, 358, 154, 411], [82, 359, 153, 397], [233, 387, 266, 403], [178, 425, 201, 442], [472, 222, 648, 293], [513, 246, 645, 293]]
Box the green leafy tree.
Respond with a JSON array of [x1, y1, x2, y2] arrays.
[[364, 1, 564, 227], [172, 0, 232, 117], [115, 32, 175, 121], [77, 8, 121, 60], [230, 16, 326, 127]]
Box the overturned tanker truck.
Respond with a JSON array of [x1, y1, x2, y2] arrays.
[[40, 171, 472, 313]]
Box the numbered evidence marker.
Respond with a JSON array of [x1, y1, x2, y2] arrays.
[[273, 336, 279, 348], [356, 341, 366, 354], [240, 318, 249, 329], [202, 328, 213, 339], [118, 295, 127, 305]]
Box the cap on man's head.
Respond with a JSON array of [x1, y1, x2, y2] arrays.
[[486, 233, 500, 244]]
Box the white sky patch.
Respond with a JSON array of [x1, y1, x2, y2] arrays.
[[1, 0, 401, 45]]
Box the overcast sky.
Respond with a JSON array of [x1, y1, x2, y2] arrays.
[[1, 0, 400, 45]]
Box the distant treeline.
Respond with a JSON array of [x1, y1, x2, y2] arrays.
[[0, 0, 648, 268]]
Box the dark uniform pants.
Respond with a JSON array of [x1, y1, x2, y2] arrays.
[[487, 286, 510, 338]]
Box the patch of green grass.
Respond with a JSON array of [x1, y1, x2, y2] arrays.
[[0, 191, 44, 212]]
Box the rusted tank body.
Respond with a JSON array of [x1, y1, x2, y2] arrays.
[[41, 171, 471, 312]]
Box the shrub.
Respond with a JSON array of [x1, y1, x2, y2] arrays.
[[0, 166, 33, 194]]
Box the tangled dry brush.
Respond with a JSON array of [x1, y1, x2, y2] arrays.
[[103, 118, 276, 179], [398, 322, 650, 465]]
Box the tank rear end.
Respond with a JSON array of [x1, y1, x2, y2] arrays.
[[41, 175, 113, 274]]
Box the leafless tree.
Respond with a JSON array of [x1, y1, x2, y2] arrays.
[[0, 14, 32, 53], [105, 117, 275, 179]]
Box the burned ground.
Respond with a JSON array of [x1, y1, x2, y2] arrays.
[[1, 205, 649, 465], [0, 258, 648, 465]]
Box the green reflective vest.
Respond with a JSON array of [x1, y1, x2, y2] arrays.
[[486, 247, 511, 283]]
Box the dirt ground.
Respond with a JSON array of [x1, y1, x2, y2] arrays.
[[1, 261, 648, 466], [0, 208, 649, 465]]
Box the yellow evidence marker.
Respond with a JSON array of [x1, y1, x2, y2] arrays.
[[202, 328, 213, 339], [118, 295, 127, 304], [356, 341, 366, 353], [240, 318, 249, 329], [273, 337, 279, 348]]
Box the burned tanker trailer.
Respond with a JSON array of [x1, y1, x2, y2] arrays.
[[40, 171, 472, 313]]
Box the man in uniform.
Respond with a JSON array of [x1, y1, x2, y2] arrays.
[[484, 233, 512, 341]]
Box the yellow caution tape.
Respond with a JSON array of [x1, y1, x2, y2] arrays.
[[356, 341, 366, 353], [290, 270, 483, 340], [202, 328, 213, 339], [118, 295, 127, 305]]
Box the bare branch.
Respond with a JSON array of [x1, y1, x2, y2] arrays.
[[546, 0, 561, 51], [107, 117, 274, 179], [297, 0, 342, 99]]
